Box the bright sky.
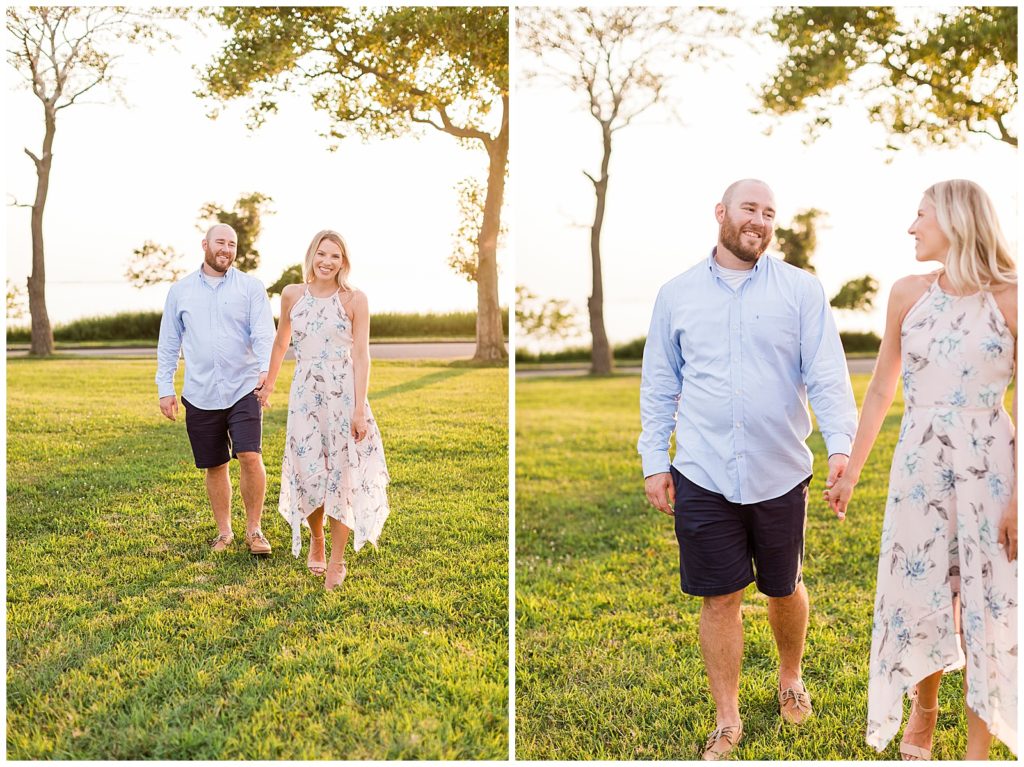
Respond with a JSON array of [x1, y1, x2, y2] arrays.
[[5, 16, 509, 325], [515, 9, 1019, 351]]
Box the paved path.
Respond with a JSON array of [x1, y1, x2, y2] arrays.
[[517, 356, 877, 377], [7, 341, 478, 361]]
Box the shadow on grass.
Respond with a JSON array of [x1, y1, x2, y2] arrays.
[[372, 367, 471, 400]]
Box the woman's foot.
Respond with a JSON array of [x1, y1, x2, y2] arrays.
[[307, 532, 327, 576], [325, 559, 347, 591], [900, 691, 939, 760]]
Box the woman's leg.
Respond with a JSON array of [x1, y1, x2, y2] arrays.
[[963, 676, 993, 760], [901, 670, 942, 760], [325, 516, 351, 590], [307, 506, 326, 572]]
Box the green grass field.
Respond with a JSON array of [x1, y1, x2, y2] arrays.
[[515, 373, 1014, 760], [6, 359, 508, 759]]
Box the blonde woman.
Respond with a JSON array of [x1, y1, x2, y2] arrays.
[[827, 180, 1016, 759], [260, 230, 390, 590]]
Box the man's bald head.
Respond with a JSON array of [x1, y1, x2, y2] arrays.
[[715, 179, 776, 265], [205, 223, 237, 243], [721, 179, 773, 208], [201, 223, 238, 275]]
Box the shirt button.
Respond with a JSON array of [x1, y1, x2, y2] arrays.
[[735, 389, 741, 394], [735, 423, 741, 429]]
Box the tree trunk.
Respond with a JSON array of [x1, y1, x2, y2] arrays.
[[28, 104, 56, 357], [588, 122, 614, 375], [473, 94, 509, 363]]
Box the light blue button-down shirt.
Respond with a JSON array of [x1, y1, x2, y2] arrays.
[[638, 251, 857, 504], [156, 266, 276, 410]]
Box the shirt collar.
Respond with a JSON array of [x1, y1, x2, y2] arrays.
[[197, 264, 234, 286], [707, 247, 766, 274]]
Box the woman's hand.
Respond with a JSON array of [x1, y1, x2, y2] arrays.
[[351, 409, 369, 442], [824, 475, 856, 521], [997, 492, 1018, 562], [257, 381, 274, 409]]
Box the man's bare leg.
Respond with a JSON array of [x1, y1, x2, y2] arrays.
[[700, 589, 745, 727], [205, 462, 232, 535], [237, 451, 266, 535], [767, 581, 809, 691]]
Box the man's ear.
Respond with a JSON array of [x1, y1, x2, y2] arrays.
[[714, 202, 725, 224]]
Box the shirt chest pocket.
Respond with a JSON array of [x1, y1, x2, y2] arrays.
[[747, 309, 800, 356], [220, 294, 250, 323]]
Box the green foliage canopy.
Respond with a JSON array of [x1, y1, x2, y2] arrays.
[[759, 7, 1018, 149], [199, 7, 507, 142], [268, 263, 304, 296]]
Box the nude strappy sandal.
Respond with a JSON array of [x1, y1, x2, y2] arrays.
[[900, 691, 938, 760]]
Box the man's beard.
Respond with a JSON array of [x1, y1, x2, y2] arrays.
[[720, 215, 772, 262], [204, 250, 232, 274]]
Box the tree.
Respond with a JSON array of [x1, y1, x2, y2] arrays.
[[268, 263, 304, 296], [776, 208, 824, 272], [518, 7, 733, 374], [777, 208, 879, 314], [831, 275, 879, 312], [515, 285, 579, 342], [7, 8, 175, 355], [7, 279, 27, 320], [197, 191, 274, 272], [449, 175, 508, 283], [125, 241, 186, 289], [759, 7, 1017, 150], [198, 7, 509, 362]]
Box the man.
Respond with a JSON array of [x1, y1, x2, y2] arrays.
[[637, 179, 856, 759], [156, 223, 276, 555]]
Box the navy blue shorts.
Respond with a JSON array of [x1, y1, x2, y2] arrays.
[[182, 392, 263, 469], [671, 467, 810, 598]]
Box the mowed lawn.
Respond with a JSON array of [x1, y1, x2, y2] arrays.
[[515, 373, 1014, 760], [7, 358, 508, 760]]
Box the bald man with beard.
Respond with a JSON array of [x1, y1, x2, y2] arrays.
[[156, 223, 276, 556], [638, 179, 857, 759]]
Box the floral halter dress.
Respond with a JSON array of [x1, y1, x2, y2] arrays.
[[866, 278, 1016, 754], [278, 287, 391, 557]]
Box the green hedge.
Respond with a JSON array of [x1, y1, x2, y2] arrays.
[[515, 331, 881, 363], [7, 308, 509, 343]]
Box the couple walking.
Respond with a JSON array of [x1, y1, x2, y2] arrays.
[[639, 179, 1016, 759], [156, 225, 390, 591]]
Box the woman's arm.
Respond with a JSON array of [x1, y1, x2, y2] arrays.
[[347, 290, 371, 441], [827, 275, 931, 518], [994, 284, 1017, 560], [259, 284, 299, 407]]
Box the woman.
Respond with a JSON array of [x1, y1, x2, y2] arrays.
[[827, 180, 1016, 759], [260, 230, 390, 590]]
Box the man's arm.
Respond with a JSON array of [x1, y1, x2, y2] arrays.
[[638, 285, 685, 513], [156, 286, 183, 420], [799, 278, 857, 483]]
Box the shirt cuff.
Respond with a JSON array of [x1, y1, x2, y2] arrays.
[[824, 434, 852, 458], [641, 451, 672, 478], [157, 382, 176, 399]]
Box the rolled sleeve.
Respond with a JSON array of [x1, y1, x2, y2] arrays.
[[638, 286, 684, 477], [248, 280, 275, 372], [799, 278, 857, 457], [155, 286, 183, 399]]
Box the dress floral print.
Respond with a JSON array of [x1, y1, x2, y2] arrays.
[[867, 280, 1016, 754], [278, 288, 390, 557]]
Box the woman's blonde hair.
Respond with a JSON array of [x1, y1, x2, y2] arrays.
[[303, 229, 352, 290], [925, 179, 1016, 294]]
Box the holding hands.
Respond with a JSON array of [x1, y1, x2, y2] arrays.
[[255, 372, 272, 408], [824, 454, 853, 521]]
